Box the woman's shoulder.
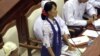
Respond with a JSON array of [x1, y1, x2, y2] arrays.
[[42, 20, 51, 32], [54, 15, 64, 22], [43, 20, 50, 27]]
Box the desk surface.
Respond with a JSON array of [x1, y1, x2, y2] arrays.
[[82, 25, 100, 56], [70, 24, 100, 56], [82, 36, 100, 56]]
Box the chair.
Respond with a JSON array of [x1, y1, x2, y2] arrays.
[[0, 20, 18, 56], [2, 7, 43, 56], [0, 0, 42, 56]]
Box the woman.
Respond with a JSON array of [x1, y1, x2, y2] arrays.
[[40, 1, 73, 56]]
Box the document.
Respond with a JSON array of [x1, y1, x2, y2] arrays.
[[61, 45, 69, 52], [97, 31, 100, 35], [68, 36, 89, 45], [93, 19, 100, 30], [82, 29, 99, 37], [78, 47, 87, 53]]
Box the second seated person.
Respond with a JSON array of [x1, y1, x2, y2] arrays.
[[62, 0, 97, 36]]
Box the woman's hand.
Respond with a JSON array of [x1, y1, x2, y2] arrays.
[[87, 18, 94, 25], [47, 47, 55, 56], [62, 34, 76, 51], [93, 14, 98, 20], [68, 46, 76, 51]]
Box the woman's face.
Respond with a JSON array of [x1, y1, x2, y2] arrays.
[[48, 5, 57, 17]]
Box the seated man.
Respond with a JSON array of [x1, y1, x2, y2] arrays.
[[0, 41, 17, 56], [62, 0, 97, 37]]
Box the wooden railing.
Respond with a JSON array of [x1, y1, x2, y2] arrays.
[[0, 0, 42, 56]]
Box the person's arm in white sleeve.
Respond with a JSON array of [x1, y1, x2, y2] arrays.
[[42, 24, 55, 56], [86, 3, 97, 16], [57, 15, 70, 35], [57, 15, 75, 50], [86, 3, 97, 20], [88, 0, 100, 8], [56, 15, 70, 39], [63, 3, 87, 26]]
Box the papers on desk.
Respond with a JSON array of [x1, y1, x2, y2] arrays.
[[61, 48, 82, 56], [93, 19, 100, 30], [68, 36, 89, 45], [78, 47, 87, 53], [82, 30, 99, 37], [97, 31, 100, 35], [61, 45, 69, 52], [61, 45, 87, 56]]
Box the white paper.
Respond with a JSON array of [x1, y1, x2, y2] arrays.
[[61, 47, 86, 56], [93, 19, 100, 30], [78, 47, 87, 53], [61, 45, 69, 51], [97, 31, 100, 35], [60, 55, 66, 56], [82, 30, 99, 37], [93, 19, 100, 26], [68, 36, 89, 45], [61, 48, 81, 56]]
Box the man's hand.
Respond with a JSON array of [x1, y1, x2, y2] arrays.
[[93, 14, 98, 20], [87, 18, 94, 25], [68, 46, 76, 51]]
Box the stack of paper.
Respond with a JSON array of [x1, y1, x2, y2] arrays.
[[82, 30, 99, 37], [61, 45, 69, 51], [61, 49, 81, 56], [78, 47, 87, 53], [68, 36, 89, 45], [93, 19, 100, 30], [97, 31, 100, 35], [61, 48, 82, 56], [61, 46, 86, 56]]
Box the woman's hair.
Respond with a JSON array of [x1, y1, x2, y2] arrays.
[[41, 1, 57, 20]]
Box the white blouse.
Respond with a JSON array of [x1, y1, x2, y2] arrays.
[[33, 15, 70, 48]]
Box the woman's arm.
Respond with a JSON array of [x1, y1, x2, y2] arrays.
[[43, 32, 55, 56], [42, 23, 55, 56], [47, 47, 55, 56], [62, 34, 75, 51], [57, 16, 75, 50]]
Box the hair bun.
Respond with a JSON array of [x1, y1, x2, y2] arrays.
[[41, 0, 50, 9]]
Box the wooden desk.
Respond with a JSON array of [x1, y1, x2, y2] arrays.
[[82, 36, 100, 56], [69, 24, 100, 56], [82, 25, 100, 56]]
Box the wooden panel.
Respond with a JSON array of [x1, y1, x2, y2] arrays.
[[0, 0, 20, 18], [0, 0, 41, 55]]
